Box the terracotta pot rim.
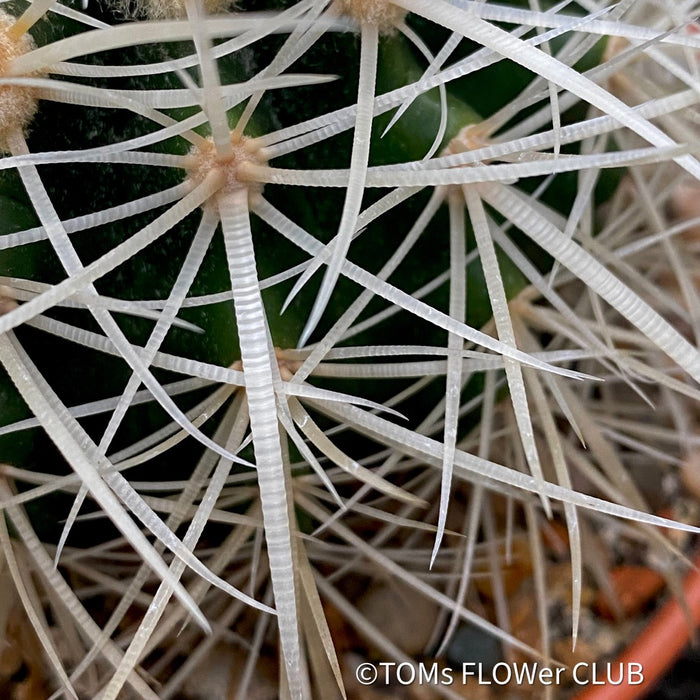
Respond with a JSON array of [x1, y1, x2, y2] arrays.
[[573, 548, 700, 700]]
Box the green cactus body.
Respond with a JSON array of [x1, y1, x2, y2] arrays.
[[0, 10, 534, 475]]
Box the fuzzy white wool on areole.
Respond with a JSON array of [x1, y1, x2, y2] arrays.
[[0, 12, 39, 152], [337, 0, 406, 31], [185, 132, 267, 203]]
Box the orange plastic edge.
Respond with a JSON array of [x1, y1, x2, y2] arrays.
[[574, 549, 700, 700]]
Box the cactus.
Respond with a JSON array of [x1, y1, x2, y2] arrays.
[[1, 0, 699, 697]]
